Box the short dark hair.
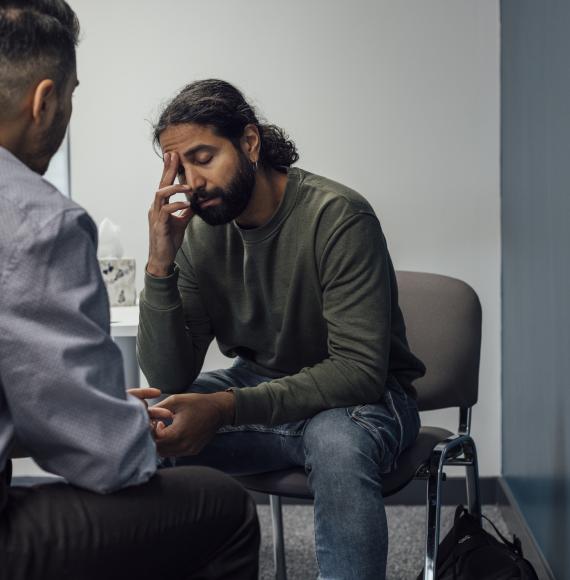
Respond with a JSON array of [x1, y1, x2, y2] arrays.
[[153, 79, 299, 170], [0, 0, 79, 117]]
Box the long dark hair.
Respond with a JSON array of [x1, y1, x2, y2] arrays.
[[0, 0, 79, 115], [153, 79, 299, 170]]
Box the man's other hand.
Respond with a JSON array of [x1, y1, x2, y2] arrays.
[[150, 392, 235, 457], [147, 151, 194, 277], [127, 387, 173, 428]]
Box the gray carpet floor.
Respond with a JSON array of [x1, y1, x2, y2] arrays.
[[256, 504, 510, 580]]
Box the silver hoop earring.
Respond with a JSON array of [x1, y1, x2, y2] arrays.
[[252, 161, 258, 171]]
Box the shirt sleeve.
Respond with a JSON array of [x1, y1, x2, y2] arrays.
[[0, 209, 157, 493], [232, 212, 392, 425]]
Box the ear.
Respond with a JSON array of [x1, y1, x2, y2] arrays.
[[31, 79, 56, 126], [241, 123, 261, 163]]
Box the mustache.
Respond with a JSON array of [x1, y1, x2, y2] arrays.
[[191, 188, 222, 203]]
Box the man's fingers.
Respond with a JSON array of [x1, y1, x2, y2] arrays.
[[155, 184, 191, 200], [152, 395, 178, 410], [158, 152, 171, 189], [157, 201, 192, 223], [155, 422, 172, 441], [148, 407, 173, 421], [159, 151, 180, 189], [154, 423, 181, 456], [152, 184, 191, 215], [172, 205, 194, 221], [152, 421, 166, 440], [127, 387, 161, 400]]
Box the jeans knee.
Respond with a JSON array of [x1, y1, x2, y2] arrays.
[[303, 409, 380, 477]]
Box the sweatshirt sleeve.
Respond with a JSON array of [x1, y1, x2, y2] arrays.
[[137, 245, 214, 392], [231, 212, 392, 425]]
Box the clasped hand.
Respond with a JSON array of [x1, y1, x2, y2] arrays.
[[127, 387, 173, 426], [135, 391, 235, 457]]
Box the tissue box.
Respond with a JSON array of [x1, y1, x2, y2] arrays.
[[99, 258, 136, 306]]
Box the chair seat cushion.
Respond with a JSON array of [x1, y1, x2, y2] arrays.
[[234, 426, 453, 499], [382, 426, 453, 495]]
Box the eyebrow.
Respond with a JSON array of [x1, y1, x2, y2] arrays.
[[182, 144, 216, 159]]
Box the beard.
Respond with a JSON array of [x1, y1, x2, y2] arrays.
[[190, 153, 255, 226]]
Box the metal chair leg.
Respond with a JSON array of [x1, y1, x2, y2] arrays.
[[423, 450, 445, 580], [422, 434, 482, 580], [463, 437, 482, 525], [270, 494, 287, 580]]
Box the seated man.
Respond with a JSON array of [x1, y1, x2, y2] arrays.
[[0, 3, 259, 579], [138, 79, 426, 579]]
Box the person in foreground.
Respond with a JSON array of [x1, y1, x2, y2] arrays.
[[0, 2, 259, 579], [138, 78, 426, 579]]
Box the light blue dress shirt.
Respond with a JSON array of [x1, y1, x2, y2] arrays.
[[0, 147, 157, 493]]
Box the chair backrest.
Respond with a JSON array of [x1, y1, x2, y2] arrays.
[[395, 271, 482, 412]]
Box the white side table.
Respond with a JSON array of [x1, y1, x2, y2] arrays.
[[111, 305, 142, 388]]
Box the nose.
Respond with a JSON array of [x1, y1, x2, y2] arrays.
[[184, 166, 206, 192]]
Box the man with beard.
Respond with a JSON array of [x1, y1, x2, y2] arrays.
[[138, 79, 426, 579], [0, 3, 259, 579]]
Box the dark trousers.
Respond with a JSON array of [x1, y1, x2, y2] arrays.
[[0, 462, 259, 580]]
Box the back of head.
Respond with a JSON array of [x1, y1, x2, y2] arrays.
[[0, 0, 79, 120], [154, 79, 299, 170]]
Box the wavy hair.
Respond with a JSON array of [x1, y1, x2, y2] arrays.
[[153, 79, 299, 170]]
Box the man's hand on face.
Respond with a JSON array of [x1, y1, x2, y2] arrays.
[[147, 151, 194, 278], [127, 387, 173, 430], [150, 392, 236, 457]]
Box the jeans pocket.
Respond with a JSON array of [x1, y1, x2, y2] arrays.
[[347, 387, 421, 473], [347, 394, 402, 474]]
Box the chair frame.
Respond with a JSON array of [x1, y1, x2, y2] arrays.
[[266, 404, 482, 580], [421, 406, 481, 580]]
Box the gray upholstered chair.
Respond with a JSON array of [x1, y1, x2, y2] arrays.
[[235, 271, 483, 580]]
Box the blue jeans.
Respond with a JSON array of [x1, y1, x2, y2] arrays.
[[172, 359, 420, 580]]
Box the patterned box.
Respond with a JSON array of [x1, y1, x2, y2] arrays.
[[98, 258, 136, 306]]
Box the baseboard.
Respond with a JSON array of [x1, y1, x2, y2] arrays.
[[497, 478, 555, 580]]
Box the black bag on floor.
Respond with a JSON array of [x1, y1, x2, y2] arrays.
[[416, 505, 539, 579]]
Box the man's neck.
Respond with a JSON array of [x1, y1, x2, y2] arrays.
[[0, 122, 32, 170], [235, 167, 289, 228]]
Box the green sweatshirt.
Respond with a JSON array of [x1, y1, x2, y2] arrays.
[[137, 167, 425, 426]]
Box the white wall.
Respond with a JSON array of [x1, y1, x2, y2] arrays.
[[39, 0, 500, 476], [43, 133, 70, 196]]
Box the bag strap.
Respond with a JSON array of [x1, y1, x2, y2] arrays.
[[455, 506, 522, 556], [480, 513, 523, 556]]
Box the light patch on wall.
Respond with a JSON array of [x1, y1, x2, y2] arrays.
[[43, 132, 70, 197]]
